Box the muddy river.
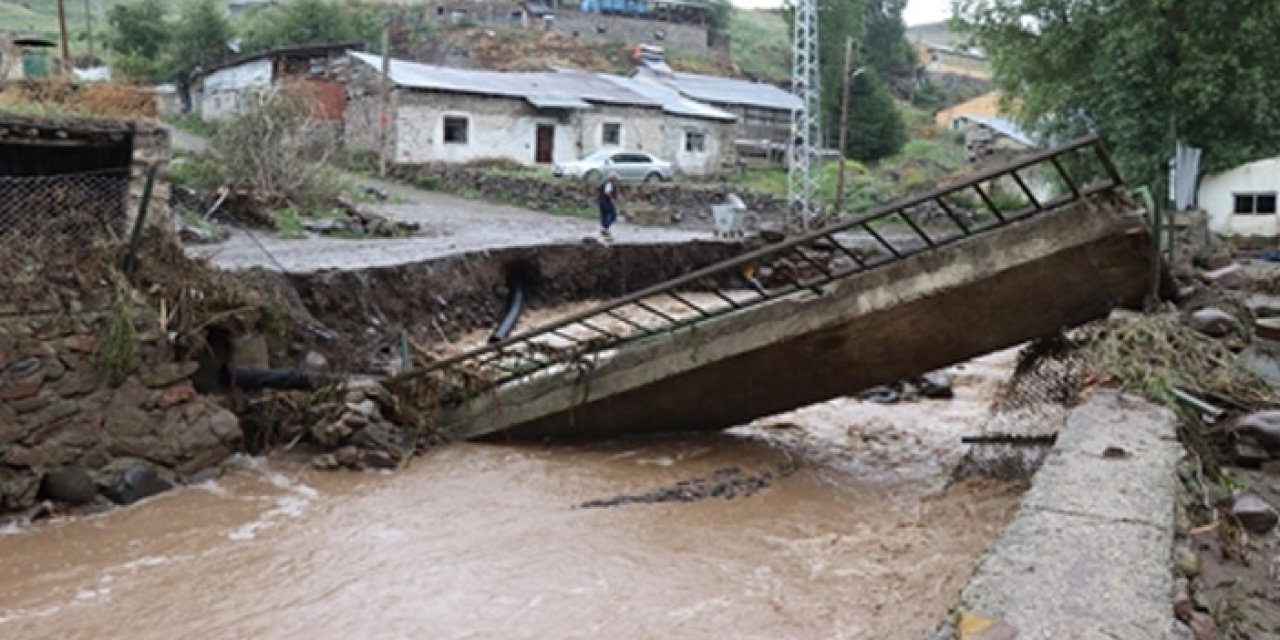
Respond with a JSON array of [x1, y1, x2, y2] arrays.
[[0, 353, 1023, 640]]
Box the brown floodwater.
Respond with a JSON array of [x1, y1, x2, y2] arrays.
[[0, 352, 1023, 640]]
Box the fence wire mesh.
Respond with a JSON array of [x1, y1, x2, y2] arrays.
[[0, 169, 131, 247], [952, 333, 1093, 482]]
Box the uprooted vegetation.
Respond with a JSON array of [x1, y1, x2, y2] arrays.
[[171, 89, 416, 241]]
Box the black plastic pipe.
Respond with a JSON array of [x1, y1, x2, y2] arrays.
[[223, 365, 322, 391], [488, 285, 526, 344]]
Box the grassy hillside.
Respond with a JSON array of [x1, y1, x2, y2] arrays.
[[727, 9, 788, 82]]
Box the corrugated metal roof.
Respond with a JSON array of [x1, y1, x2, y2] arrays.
[[350, 53, 659, 110], [596, 74, 736, 122], [663, 71, 802, 112]]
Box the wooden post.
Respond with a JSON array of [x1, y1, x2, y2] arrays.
[[377, 23, 392, 177], [56, 0, 72, 75], [84, 0, 94, 58], [833, 36, 854, 213]]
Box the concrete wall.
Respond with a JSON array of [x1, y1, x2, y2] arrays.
[[436, 191, 1154, 440], [1200, 156, 1280, 237], [548, 12, 708, 50]]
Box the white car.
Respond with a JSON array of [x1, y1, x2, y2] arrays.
[[552, 149, 674, 183]]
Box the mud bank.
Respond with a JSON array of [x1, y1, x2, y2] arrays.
[[285, 240, 743, 366]]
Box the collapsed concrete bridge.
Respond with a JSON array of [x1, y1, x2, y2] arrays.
[[392, 136, 1158, 440]]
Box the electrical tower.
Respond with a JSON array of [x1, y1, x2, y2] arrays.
[[787, 0, 821, 231]]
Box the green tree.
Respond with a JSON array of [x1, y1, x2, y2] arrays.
[[847, 70, 907, 161], [790, 0, 910, 160], [862, 0, 913, 78], [167, 0, 234, 82], [105, 0, 171, 82], [778, 0, 911, 159], [956, 0, 1280, 189], [239, 0, 378, 54]]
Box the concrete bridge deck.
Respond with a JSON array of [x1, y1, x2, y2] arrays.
[[391, 136, 1157, 440]]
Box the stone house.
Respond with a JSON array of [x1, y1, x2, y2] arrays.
[[193, 42, 363, 122], [343, 52, 736, 175], [1197, 156, 1280, 237]]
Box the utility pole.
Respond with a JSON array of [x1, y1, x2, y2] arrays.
[[786, 0, 821, 231], [377, 23, 392, 177], [834, 36, 854, 213], [84, 0, 94, 58], [56, 0, 72, 75], [834, 40, 867, 214]]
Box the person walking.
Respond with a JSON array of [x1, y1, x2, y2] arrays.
[[597, 171, 621, 240]]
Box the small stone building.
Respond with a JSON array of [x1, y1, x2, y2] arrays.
[[343, 52, 737, 175], [194, 42, 363, 122]]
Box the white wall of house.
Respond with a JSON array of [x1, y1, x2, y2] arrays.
[[659, 116, 731, 176], [1200, 157, 1280, 237], [574, 108, 665, 159], [353, 87, 733, 173], [198, 58, 273, 121], [392, 94, 580, 165]]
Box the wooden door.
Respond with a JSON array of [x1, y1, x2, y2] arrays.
[[535, 125, 554, 164]]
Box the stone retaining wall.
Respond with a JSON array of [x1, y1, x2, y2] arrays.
[[393, 165, 788, 229], [0, 310, 242, 515]]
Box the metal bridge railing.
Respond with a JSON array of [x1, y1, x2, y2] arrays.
[[394, 135, 1125, 401]]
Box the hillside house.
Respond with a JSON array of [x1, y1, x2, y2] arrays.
[[193, 42, 362, 122], [633, 60, 800, 165], [343, 53, 736, 175], [1198, 156, 1280, 237]]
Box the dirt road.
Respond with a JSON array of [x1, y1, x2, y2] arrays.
[[171, 126, 717, 272]]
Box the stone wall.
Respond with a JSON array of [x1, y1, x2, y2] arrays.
[[129, 121, 172, 230], [392, 164, 788, 228], [0, 310, 242, 515]]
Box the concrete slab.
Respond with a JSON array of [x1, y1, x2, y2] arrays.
[[442, 192, 1155, 440], [936, 391, 1181, 639]]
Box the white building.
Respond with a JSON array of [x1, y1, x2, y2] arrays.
[[1199, 156, 1280, 237], [194, 42, 359, 122], [343, 53, 738, 175]]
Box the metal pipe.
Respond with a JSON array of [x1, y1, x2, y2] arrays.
[[489, 285, 526, 344], [223, 366, 324, 391]]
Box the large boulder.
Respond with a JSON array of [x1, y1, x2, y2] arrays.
[[1231, 493, 1279, 534], [40, 465, 97, 506], [103, 464, 174, 505], [1235, 411, 1280, 457]]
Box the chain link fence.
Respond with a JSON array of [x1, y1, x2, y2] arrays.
[[952, 334, 1093, 482], [0, 169, 132, 249]]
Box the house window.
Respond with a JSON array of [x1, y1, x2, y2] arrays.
[[1234, 192, 1278, 215], [602, 122, 621, 146], [685, 131, 706, 153], [443, 117, 468, 144]]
